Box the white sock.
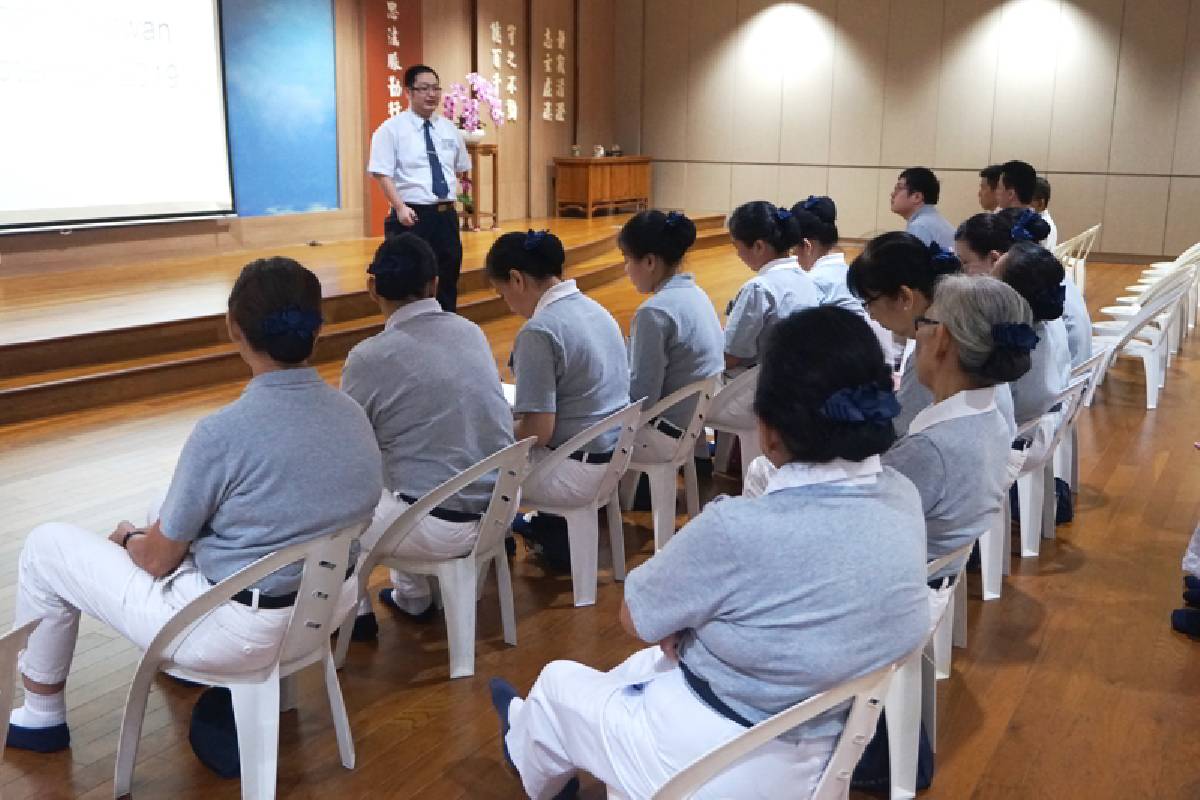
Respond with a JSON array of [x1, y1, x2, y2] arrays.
[[389, 589, 433, 616], [11, 690, 66, 729]]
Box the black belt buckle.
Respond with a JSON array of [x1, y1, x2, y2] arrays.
[[651, 417, 685, 440], [568, 449, 614, 464]]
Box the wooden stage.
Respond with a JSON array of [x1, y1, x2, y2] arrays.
[[0, 239, 1198, 799], [0, 215, 729, 426]]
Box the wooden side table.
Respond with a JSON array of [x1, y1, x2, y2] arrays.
[[553, 156, 651, 218], [464, 141, 499, 231]]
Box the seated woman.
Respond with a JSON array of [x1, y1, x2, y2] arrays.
[[883, 275, 1035, 589], [487, 230, 629, 514], [342, 234, 514, 629], [620, 210, 724, 461], [847, 232, 962, 436], [723, 200, 821, 371], [7, 257, 382, 752], [487, 307, 930, 800], [791, 194, 895, 364]]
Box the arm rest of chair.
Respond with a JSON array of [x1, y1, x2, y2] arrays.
[[522, 402, 644, 490]]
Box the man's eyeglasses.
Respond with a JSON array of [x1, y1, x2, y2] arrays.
[[913, 315, 940, 331], [410, 84, 442, 94]]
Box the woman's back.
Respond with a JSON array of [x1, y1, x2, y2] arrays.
[[725, 260, 822, 364]]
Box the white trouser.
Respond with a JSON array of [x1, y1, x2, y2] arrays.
[[632, 424, 681, 464], [1184, 524, 1200, 578], [507, 646, 837, 800], [522, 447, 609, 509], [13, 523, 307, 685], [927, 584, 953, 634], [358, 490, 479, 607]]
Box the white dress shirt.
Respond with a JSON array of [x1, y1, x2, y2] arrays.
[[367, 110, 471, 205]]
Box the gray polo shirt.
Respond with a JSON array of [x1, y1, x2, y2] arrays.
[[159, 368, 383, 595], [1061, 275, 1092, 368], [628, 273, 724, 429], [341, 299, 515, 513], [1011, 318, 1070, 424], [724, 258, 822, 364], [625, 467, 928, 740], [511, 282, 630, 451], [905, 205, 957, 251], [884, 388, 1012, 578], [808, 252, 867, 314]]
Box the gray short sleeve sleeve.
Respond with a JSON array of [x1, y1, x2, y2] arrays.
[[340, 347, 381, 424], [512, 327, 560, 414], [158, 422, 227, 543], [367, 124, 396, 177], [628, 307, 672, 410], [624, 507, 736, 642], [883, 434, 946, 516], [724, 283, 768, 360]]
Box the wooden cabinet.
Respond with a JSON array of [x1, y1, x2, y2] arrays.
[[553, 156, 651, 217]]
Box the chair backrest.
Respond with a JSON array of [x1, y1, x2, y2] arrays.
[[651, 661, 899, 800], [1047, 376, 1090, 457], [633, 375, 719, 466], [1078, 223, 1101, 262], [707, 366, 760, 425], [1137, 263, 1195, 306], [361, 438, 535, 577], [1071, 346, 1111, 407], [0, 620, 39, 761], [1110, 275, 1193, 354], [926, 543, 975, 581], [523, 402, 646, 510]]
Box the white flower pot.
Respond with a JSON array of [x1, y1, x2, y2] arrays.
[[463, 129, 487, 142]]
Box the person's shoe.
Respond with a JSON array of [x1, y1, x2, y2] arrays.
[[6, 722, 70, 753], [378, 589, 437, 623], [351, 612, 379, 642], [1171, 607, 1200, 639], [511, 513, 534, 537], [552, 777, 581, 799], [1185, 575, 1200, 592], [488, 677, 521, 772], [505, 534, 517, 558], [1184, 589, 1200, 609]]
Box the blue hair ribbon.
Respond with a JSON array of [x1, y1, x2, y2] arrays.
[[665, 210, 686, 227], [1010, 208, 1041, 242], [524, 229, 549, 251], [927, 241, 958, 266], [260, 306, 322, 339], [991, 322, 1039, 352], [820, 384, 901, 425], [802, 195, 822, 211], [775, 207, 793, 222]]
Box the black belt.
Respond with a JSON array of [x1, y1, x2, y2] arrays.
[[398, 493, 483, 523], [927, 573, 958, 591], [567, 449, 614, 464], [216, 564, 355, 609], [399, 201, 456, 213], [679, 661, 754, 728], [650, 417, 685, 440]]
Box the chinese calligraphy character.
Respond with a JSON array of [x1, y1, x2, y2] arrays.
[[543, 77, 554, 98], [387, 52, 402, 72], [555, 77, 566, 98], [543, 54, 553, 72], [386, 1, 399, 21], [491, 49, 502, 70], [387, 26, 399, 47], [491, 72, 501, 89], [388, 100, 404, 117], [555, 102, 566, 122], [490, 21, 502, 44], [506, 98, 518, 121], [543, 28, 553, 49], [556, 54, 566, 74], [506, 50, 518, 69], [506, 24, 516, 46], [387, 74, 404, 98], [542, 101, 554, 121], [506, 74, 518, 95], [557, 29, 567, 49]]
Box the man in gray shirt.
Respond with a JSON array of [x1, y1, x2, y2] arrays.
[[342, 235, 514, 629], [891, 167, 957, 251]]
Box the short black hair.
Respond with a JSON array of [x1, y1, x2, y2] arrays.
[[404, 64, 439, 89], [789, 196, 839, 246], [898, 167, 940, 205], [1000, 160, 1037, 205], [980, 164, 1003, 189], [618, 210, 697, 266], [1033, 176, 1052, 205], [753, 306, 896, 463], [847, 231, 962, 304], [485, 230, 566, 282], [728, 201, 802, 255], [998, 241, 1065, 322], [368, 234, 438, 301], [955, 212, 1014, 257], [228, 256, 323, 364]]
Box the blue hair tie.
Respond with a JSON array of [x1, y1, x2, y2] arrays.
[[820, 384, 901, 425], [260, 306, 322, 339], [775, 207, 792, 222], [802, 195, 822, 211], [991, 322, 1039, 352], [1010, 208, 1041, 242], [927, 241, 958, 266], [665, 210, 686, 227], [524, 229, 549, 251]]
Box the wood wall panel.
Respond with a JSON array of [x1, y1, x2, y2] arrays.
[[828, 167, 881, 238], [828, 0, 889, 166], [730, 164, 782, 208], [937, 168, 987, 230], [576, 0, 617, 154], [1171, 0, 1200, 174], [686, 0, 738, 162], [685, 163, 732, 213], [528, 0, 574, 218], [613, 0, 644, 155], [778, 0, 837, 164], [1108, 0, 1188, 174], [876, 168, 905, 234], [934, 0, 1001, 169], [1043, 172, 1107, 244], [880, 0, 944, 167], [642, 0, 689, 159], [1101, 175, 1169, 255], [778, 166, 830, 208], [731, 0, 785, 164], [1046, 0, 1123, 173], [652, 161, 687, 209], [421, 0, 472, 92], [989, 0, 1059, 167], [1164, 177, 1200, 256], [476, 0, 531, 220]]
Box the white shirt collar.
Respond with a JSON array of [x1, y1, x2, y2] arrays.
[[403, 109, 439, 130], [759, 255, 798, 274], [812, 252, 846, 270], [764, 455, 883, 494], [384, 297, 442, 330], [533, 279, 580, 316], [907, 386, 998, 435]]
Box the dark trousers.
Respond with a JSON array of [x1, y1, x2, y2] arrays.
[[385, 204, 463, 312]]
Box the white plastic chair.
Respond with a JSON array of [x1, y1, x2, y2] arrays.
[[114, 525, 364, 800], [333, 438, 534, 679], [708, 367, 761, 475], [0, 620, 40, 763], [976, 447, 1028, 602], [885, 544, 973, 800], [1055, 349, 1107, 490], [607, 660, 900, 800], [1015, 377, 1089, 558], [619, 376, 719, 551], [521, 403, 643, 607]]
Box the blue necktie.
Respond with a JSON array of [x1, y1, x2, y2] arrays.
[[424, 120, 450, 200]]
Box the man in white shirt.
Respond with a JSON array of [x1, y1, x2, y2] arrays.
[[995, 160, 1037, 211], [1032, 176, 1058, 250], [368, 65, 471, 312]]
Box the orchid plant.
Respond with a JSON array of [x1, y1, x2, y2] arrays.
[[443, 72, 505, 134]]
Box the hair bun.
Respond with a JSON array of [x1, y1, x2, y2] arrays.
[[979, 348, 1032, 382]]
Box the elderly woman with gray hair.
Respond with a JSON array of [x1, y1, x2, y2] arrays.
[[881, 274, 1036, 586]]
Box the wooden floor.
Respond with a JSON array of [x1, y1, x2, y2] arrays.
[[1, 246, 1198, 799]]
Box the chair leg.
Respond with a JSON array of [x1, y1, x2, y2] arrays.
[[495, 553, 518, 646], [617, 469, 639, 512], [230, 675, 281, 800], [1069, 426, 1080, 492], [279, 675, 298, 713], [563, 507, 599, 607], [1002, 500, 1013, 576], [884, 649, 922, 800], [1017, 470, 1044, 558], [606, 491, 627, 582], [332, 604, 356, 670], [1040, 463, 1056, 540], [113, 661, 159, 798], [438, 558, 478, 679], [920, 646, 937, 754], [683, 456, 700, 519], [952, 578, 967, 649], [322, 651, 356, 769], [646, 464, 679, 552], [738, 428, 763, 469], [979, 513, 1003, 601], [932, 601, 952, 681], [713, 431, 734, 473]]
